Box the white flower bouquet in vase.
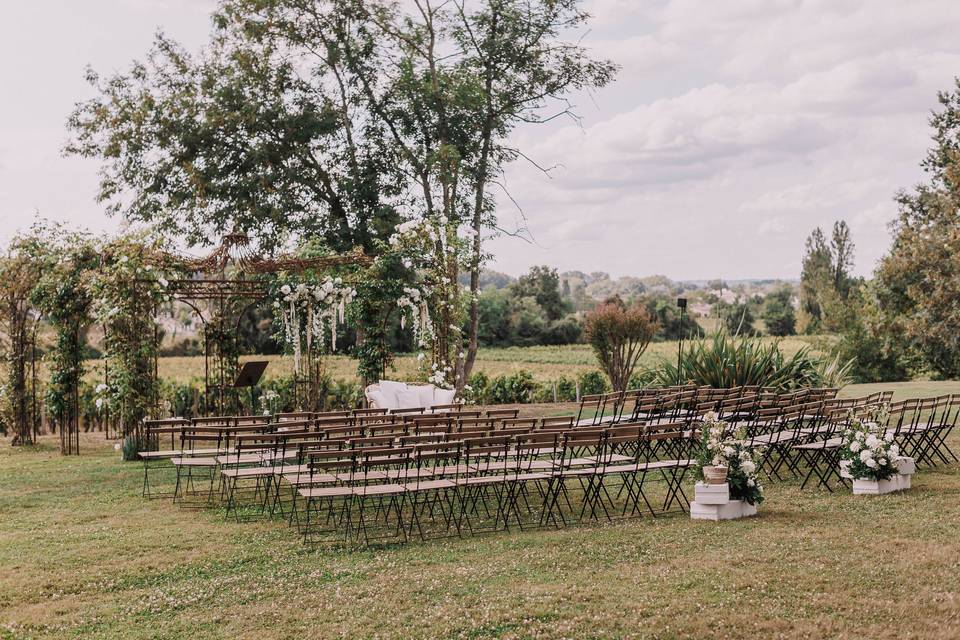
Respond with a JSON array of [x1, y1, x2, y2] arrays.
[[691, 413, 764, 520], [838, 406, 914, 494]]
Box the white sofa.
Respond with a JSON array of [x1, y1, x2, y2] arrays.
[[364, 380, 457, 411]]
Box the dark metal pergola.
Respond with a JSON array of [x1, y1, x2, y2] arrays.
[[151, 233, 371, 416]]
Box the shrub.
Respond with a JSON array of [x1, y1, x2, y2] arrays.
[[718, 301, 757, 336], [465, 370, 536, 404], [585, 302, 658, 392], [543, 317, 583, 345], [830, 290, 914, 383], [555, 376, 577, 402], [160, 379, 202, 418], [652, 330, 853, 391], [465, 371, 490, 404], [487, 370, 536, 404], [628, 368, 657, 389], [577, 370, 609, 395], [121, 434, 140, 461]]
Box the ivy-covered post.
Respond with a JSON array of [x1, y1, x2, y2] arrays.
[[0, 244, 43, 446], [389, 217, 470, 393], [88, 233, 172, 457], [29, 225, 98, 455]]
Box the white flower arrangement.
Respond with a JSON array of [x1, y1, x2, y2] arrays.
[[839, 405, 898, 481], [93, 382, 110, 412], [259, 389, 280, 415], [696, 412, 765, 505]]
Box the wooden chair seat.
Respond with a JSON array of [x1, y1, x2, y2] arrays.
[[171, 456, 218, 467], [404, 479, 456, 491], [297, 485, 353, 499]]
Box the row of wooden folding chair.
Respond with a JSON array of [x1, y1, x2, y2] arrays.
[[886, 395, 959, 466], [214, 415, 570, 519], [292, 422, 697, 545]]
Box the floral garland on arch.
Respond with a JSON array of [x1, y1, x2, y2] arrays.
[[388, 215, 473, 390], [271, 276, 357, 376], [695, 412, 765, 505]]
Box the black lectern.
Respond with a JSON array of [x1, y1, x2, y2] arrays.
[[234, 361, 269, 413]]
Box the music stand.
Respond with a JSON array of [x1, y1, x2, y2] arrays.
[[234, 361, 269, 414]]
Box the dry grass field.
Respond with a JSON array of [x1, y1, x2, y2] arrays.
[[1, 381, 959, 639]]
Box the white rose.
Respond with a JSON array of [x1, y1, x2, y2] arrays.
[[866, 459, 878, 468], [859, 450, 873, 464], [741, 461, 756, 475], [884, 433, 894, 443], [280, 284, 291, 295], [849, 441, 861, 453]]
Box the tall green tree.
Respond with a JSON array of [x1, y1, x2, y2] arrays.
[[510, 265, 569, 322], [799, 220, 856, 333], [762, 286, 796, 337], [66, 30, 396, 253], [67, 0, 615, 391], [874, 79, 960, 378]]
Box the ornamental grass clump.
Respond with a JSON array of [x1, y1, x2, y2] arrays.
[[654, 329, 853, 391], [695, 413, 765, 505], [839, 405, 899, 481]]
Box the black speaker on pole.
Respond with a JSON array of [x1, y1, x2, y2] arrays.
[[676, 298, 687, 386]]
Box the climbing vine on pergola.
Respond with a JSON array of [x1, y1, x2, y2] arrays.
[[2, 226, 383, 455]]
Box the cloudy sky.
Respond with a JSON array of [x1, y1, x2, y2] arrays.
[[2, 1, 959, 280]]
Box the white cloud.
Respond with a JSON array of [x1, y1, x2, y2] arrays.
[[488, 0, 960, 279], [1, 0, 958, 282]]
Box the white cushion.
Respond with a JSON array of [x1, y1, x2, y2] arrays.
[[416, 385, 436, 409], [395, 388, 423, 410], [433, 387, 456, 405], [379, 380, 407, 395], [366, 388, 394, 410], [378, 380, 407, 409]]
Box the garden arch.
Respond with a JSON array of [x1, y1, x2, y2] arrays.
[[151, 233, 371, 416]]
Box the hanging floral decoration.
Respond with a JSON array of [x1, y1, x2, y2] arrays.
[[397, 286, 433, 349], [270, 276, 357, 374]]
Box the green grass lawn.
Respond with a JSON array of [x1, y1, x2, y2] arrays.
[[1, 381, 959, 639]]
